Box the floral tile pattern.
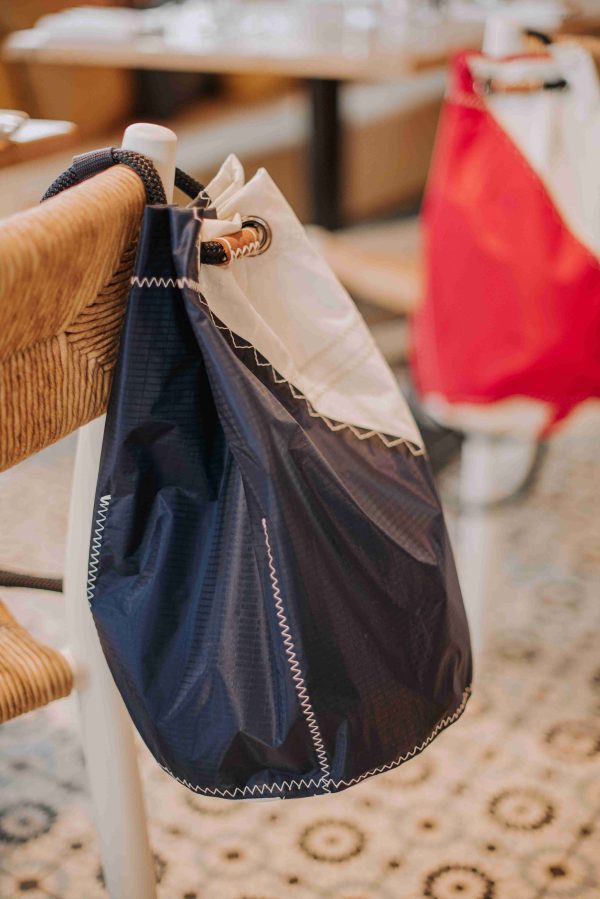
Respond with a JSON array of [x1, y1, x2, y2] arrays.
[[0, 409, 599, 899]]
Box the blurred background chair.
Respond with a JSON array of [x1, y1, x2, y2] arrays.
[[346, 21, 598, 650]]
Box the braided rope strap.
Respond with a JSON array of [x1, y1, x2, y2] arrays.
[[42, 148, 271, 265], [42, 147, 199, 205], [201, 217, 272, 267]]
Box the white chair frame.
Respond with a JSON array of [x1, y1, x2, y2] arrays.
[[63, 123, 178, 899]]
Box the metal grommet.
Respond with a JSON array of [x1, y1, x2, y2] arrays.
[[241, 216, 272, 256]]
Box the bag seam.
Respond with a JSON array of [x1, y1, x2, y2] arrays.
[[156, 686, 471, 798], [261, 516, 331, 792], [87, 494, 111, 607], [130, 275, 424, 456]]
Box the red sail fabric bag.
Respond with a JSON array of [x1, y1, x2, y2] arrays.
[[412, 43, 600, 431]]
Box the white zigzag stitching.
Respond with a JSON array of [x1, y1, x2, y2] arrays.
[[261, 517, 331, 791], [157, 686, 471, 798], [329, 685, 471, 789], [158, 764, 326, 798], [86, 494, 111, 606], [219, 230, 262, 263], [232, 238, 261, 259], [130, 275, 424, 456]]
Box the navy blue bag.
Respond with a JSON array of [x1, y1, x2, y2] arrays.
[[83, 156, 471, 799]]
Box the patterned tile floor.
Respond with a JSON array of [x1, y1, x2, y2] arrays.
[[0, 407, 599, 899]]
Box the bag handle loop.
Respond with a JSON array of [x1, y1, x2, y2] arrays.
[[41, 148, 271, 266], [41, 147, 206, 205]]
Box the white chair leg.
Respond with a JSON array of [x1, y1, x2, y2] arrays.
[[456, 432, 538, 658], [64, 417, 157, 899], [456, 433, 499, 657]]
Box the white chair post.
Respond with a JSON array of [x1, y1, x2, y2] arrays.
[[64, 124, 176, 899], [456, 431, 538, 658], [64, 419, 156, 899], [122, 123, 177, 203], [455, 433, 498, 658]]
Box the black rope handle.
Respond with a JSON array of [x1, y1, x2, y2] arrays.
[[41, 147, 207, 205], [41, 147, 270, 267]]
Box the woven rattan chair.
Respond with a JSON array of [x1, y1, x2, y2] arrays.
[[0, 156, 157, 898], [0, 164, 145, 472], [0, 599, 73, 721]]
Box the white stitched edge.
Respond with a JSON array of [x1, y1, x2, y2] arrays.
[[261, 517, 331, 791], [158, 764, 325, 799], [86, 494, 111, 607], [230, 232, 261, 260], [328, 684, 471, 788], [130, 275, 424, 455], [157, 685, 471, 799], [220, 228, 262, 265]]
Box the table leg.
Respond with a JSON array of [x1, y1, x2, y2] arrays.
[[307, 78, 342, 230]]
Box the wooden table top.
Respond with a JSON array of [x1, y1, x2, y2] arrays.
[[2, 19, 483, 81]]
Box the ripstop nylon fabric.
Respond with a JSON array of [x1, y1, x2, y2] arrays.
[[88, 161, 471, 799]]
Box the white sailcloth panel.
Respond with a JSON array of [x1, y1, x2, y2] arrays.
[[195, 156, 423, 451]]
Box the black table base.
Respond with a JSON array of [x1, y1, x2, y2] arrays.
[[307, 78, 342, 230]]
